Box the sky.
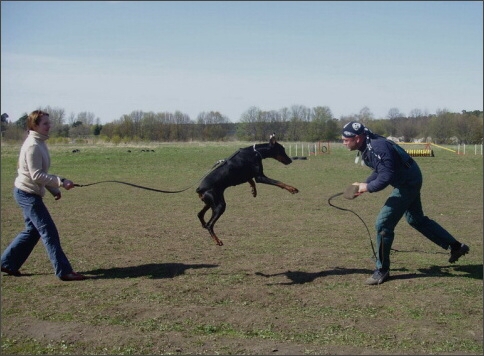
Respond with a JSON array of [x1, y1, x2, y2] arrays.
[[1, 1, 483, 124]]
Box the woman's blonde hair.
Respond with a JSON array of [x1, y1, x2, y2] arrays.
[[27, 110, 49, 130]]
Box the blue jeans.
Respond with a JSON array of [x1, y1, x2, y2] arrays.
[[374, 164, 457, 271], [1, 188, 73, 277]]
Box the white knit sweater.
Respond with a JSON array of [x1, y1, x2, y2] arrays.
[[14, 131, 62, 197]]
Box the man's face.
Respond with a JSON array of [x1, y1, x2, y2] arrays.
[[342, 135, 362, 151]]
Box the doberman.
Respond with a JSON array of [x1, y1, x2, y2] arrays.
[[196, 134, 299, 246]]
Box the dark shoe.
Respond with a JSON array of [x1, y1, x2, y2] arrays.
[[449, 244, 469, 263], [60, 271, 87, 281], [365, 269, 390, 285], [1, 266, 21, 276]]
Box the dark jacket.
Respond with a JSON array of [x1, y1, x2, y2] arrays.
[[359, 134, 421, 193]]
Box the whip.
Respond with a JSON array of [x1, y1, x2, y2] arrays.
[[327, 185, 377, 261]]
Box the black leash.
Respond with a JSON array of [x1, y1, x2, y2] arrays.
[[327, 192, 378, 261], [73, 180, 193, 193], [73, 158, 231, 194]]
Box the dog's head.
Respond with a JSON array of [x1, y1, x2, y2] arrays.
[[269, 133, 292, 165]]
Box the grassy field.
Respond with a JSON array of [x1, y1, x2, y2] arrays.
[[1, 140, 482, 355]]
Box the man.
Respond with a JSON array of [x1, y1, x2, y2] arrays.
[[341, 121, 469, 285]]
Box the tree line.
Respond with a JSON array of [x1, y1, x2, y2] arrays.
[[1, 105, 482, 144]]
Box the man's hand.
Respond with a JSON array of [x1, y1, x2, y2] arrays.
[[356, 182, 368, 194]]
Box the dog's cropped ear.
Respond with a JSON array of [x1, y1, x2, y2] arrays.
[[269, 133, 276, 144]]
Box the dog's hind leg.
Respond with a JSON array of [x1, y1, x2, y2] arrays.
[[197, 192, 211, 228], [205, 201, 225, 246], [208, 227, 224, 246], [197, 203, 210, 228], [198, 191, 225, 246], [248, 178, 257, 197]]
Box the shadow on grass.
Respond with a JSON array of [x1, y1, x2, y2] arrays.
[[449, 264, 483, 279], [83, 263, 218, 279], [256, 264, 483, 285], [255, 267, 373, 285], [388, 264, 483, 281]]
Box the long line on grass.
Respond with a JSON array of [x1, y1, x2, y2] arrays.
[[73, 158, 231, 193]]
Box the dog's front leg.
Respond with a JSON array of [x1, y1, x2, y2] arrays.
[[248, 178, 257, 197], [276, 182, 299, 194], [255, 176, 299, 194]]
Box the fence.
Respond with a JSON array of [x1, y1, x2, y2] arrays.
[[287, 142, 331, 158]]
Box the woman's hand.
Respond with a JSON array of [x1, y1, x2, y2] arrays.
[[62, 179, 75, 190]]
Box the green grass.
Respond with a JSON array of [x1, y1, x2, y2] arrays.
[[1, 141, 483, 355]]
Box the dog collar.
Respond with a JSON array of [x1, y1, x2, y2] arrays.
[[253, 144, 262, 158]]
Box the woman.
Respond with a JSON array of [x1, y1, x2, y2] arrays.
[[1, 110, 86, 281]]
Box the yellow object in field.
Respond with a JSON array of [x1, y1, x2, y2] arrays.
[[405, 149, 435, 157]]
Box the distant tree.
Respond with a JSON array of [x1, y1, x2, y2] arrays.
[[237, 106, 261, 141], [75, 111, 95, 126], [399, 120, 419, 142], [430, 109, 457, 144], [368, 120, 390, 136], [169, 110, 192, 141], [118, 114, 135, 139], [91, 124, 103, 136], [197, 111, 231, 141], [324, 119, 340, 141], [140, 111, 162, 141], [100, 122, 116, 139], [387, 107, 403, 120], [129, 110, 144, 138], [287, 105, 309, 141], [357, 107, 374, 123], [457, 111, 483, 144], [70, 118, 91, 138], [306, 106, 332, 141], [1, 113, 10, 135], [409, 108, 426, 118], [16, 114, 29, 130]]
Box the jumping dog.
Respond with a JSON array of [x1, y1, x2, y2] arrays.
[[196, 134, 299, 246]]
